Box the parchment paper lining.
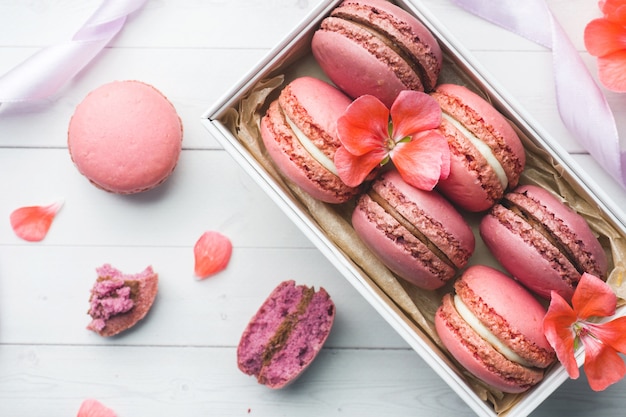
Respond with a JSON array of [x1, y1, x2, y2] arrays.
[[219, 50, 626, 414]]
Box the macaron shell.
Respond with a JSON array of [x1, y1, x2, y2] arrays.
[[352, 170, 474, 290], [435, 265, 554, 393], [379, 170, 475, 264], [456, 265, 554, 363], [352, 195, 455, 290], [432, 84, 525, 212], [312, 0, 442, 107], [435, 293, 545, 393], [312, 27, 413, 107], [260, 77, 357, 204], [436, 138, 501, 212], [514, 184, 608, 278], [479, 210, 577, 300], [340, 0, 443, 86], [68, 80, 182, 194], [480, 185, 608, 300]]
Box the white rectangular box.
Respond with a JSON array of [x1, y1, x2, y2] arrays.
[[201, 1, 626, 416]]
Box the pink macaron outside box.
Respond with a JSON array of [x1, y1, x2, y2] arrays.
[[202, 1, 626, 416]]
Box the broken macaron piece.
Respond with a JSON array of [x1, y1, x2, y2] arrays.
[[87, 264, 158, 337], [236, 280, 335, 389]]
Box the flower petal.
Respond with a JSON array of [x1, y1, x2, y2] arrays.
[[584, 18, 626, 57], [334, 145, 387, 187], [77, 399, 117, 417], [597, 51, 626, 92], [194, 231, 233, 279], [543, 290, 580, 378], [337, 95, 389, 156], [573, 273, 617, 319], [390, 90, 442, 140], [587, 316, 626, 353], [10, 201, 63, 242], [390, 130, 450, 190], [581, 333, 626, 391], [601, 0, 626, 23]]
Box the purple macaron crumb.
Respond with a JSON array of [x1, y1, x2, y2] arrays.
[[87, 267, 136, 332]]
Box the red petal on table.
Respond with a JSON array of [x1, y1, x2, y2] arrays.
[[10, 201, 63, 242], [76, 399, 117, 417], [194, 231, 233, 279]]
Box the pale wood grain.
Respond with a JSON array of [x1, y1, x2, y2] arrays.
[[1, 0, 626, 416]]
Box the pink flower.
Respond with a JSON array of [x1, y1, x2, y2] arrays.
[[334, 90, 450, 190], [543, 272, 626, 391], [194, 231, 233, 279], [584, 0, 626, 92], [10, 201, 63, 242]]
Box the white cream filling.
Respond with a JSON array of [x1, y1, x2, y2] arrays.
[[442, 113, 508, 189], [285, 113, 338, 175], [453, 295, 533, 368]]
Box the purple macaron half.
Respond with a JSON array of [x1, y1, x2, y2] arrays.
[[237, 280, 335, 389]]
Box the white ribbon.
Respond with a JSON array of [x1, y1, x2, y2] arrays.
[[0, 0, 147, 105]]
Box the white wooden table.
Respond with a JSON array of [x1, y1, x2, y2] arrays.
[[1, 1, 625, 416]]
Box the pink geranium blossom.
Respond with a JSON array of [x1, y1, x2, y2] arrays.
[[584, 0, 626, 92], [334, 90, 450, 190], [543, 272, 626, 391]]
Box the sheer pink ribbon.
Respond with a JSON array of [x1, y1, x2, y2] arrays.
[[451, 0, 626, 187], [0, 0, 147, 105]]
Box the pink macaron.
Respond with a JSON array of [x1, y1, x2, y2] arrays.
[[260, 76, 359, 204], [431, 84, 526, 212], [237, 280, 335, 389], [311, 0, 442, 107], [435, 265, 556, 393], [68, 80, 183, 194], [352, 169, 475, 290], [479, 184, 608, 301]]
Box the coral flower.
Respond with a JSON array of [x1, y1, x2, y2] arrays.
[[584, 0, 626, 92], [334, 90, 450, 190], [543, 272, 626, 391]]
